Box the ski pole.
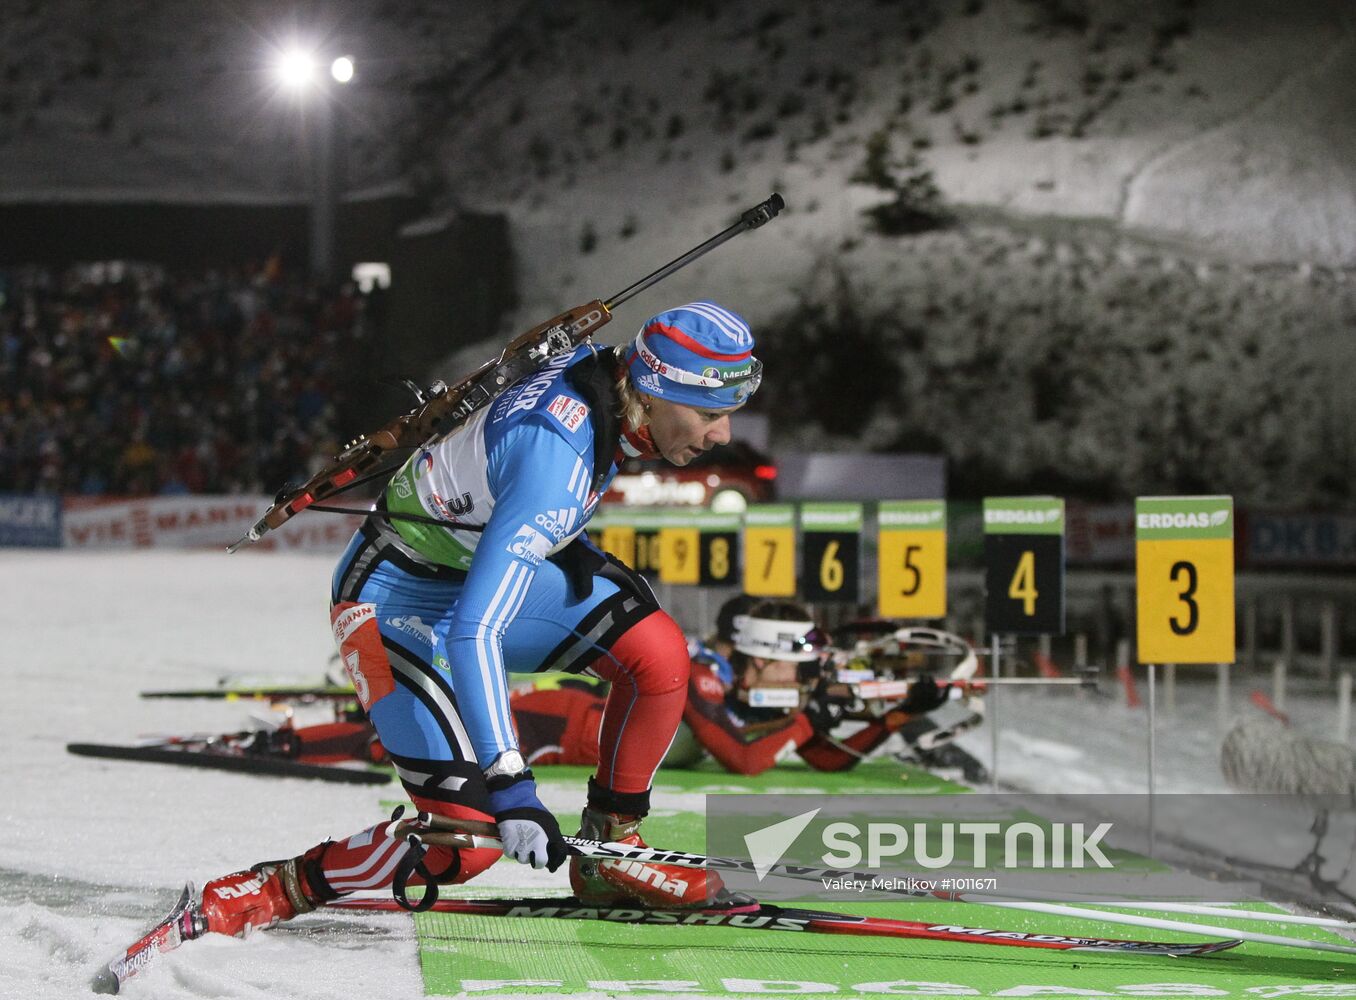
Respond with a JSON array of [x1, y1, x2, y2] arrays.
[[394, 814, 1356, 956], [1095, 900, 1356, 929]]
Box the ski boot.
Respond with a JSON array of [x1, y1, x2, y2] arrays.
[[569, 806, 756, 911], [197, 844, 336, 938]]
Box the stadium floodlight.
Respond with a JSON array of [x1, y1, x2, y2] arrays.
[[275, 47, 318, 90], [265, 39, 356, 281]]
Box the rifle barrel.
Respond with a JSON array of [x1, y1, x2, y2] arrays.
[[605, 193, 783, 311], [227, 193, 784, 552]]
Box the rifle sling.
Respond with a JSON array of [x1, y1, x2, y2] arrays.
[[303, 348, 624, 539], [307, 501, 486, 533], [561, 345, 624, 494]]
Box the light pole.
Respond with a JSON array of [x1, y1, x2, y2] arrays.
[[274, 47, 354, 284]]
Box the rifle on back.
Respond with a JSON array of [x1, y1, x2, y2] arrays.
[[228, 193, 784, 552]]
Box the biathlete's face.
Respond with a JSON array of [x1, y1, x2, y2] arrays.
[[645, 395, 742, 466], [739, 657, 801, 691]]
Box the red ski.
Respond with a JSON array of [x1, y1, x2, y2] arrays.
[[91, 883, 204, 994], [90, 886, 1238, 993], [328, 894, 1241, 957]]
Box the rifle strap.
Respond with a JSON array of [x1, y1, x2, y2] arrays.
[[307, 500, 485, 532], [297, 349, 621, 535], [562, 346, 625, 493]]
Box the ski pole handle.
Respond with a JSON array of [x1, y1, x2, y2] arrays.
[[384, 812, 717, 867], [402, 813, 1124, 905]]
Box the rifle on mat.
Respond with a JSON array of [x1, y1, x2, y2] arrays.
[[228, 193, 785, 553]]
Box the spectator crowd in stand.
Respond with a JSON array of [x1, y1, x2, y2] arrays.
[[0, 259, 375, 497], [4, 232, 1353, 511]]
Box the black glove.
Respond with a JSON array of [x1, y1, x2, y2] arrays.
[[901, 675, 947, 715], [487, 772, 569, 872], [547, 536, 607, 601], [802, 680, 846, 733]]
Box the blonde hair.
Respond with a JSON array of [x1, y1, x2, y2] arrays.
[[615, 367, 649, 432]]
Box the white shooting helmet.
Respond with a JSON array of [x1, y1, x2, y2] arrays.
[[732, 614, 825, 663]]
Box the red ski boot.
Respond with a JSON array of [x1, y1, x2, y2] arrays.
[[569, 807, 755, 910], [198, 844, 334, 938]]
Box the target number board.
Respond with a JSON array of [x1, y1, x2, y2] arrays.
[[657, 511, 741, 586], [595, 511, 635, 571], [656, 511, 700, 584], [743, 504, 797, 597], [800, 503, 862, 604], [594, 507, 664, 574], [983, 497, 1065, 636], [629, 510, 665, 575], [1135, 496, 1235, 664], [877, 500, 946, 619], [697, 511, 741, 587]]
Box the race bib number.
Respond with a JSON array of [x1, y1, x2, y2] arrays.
[[330, 602, 396, 711]]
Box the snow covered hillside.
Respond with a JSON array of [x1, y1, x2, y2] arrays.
[[7, 1, 1355, 505], [3, 0, 1354, 270]]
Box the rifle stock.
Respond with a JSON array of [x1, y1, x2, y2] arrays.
[[229, 299, 609, 550]]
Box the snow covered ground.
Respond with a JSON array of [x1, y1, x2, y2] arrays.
[[2, 549, 415, 999], [4, 549, 1353, 997]]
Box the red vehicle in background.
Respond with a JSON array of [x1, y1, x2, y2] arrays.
[[600, 441, 777, 512]]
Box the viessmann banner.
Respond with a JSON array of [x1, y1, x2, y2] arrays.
[[60, 495, 361, 551]]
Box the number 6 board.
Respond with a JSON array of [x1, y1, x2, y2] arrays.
[[800, 503, 862, 604]]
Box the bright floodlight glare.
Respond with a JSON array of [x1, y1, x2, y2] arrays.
[[276, 47, 317, 89], [352, 262, 390, 293], [331, 56, 355, 83]]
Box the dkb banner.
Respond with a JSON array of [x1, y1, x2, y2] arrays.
[[0, 493, 61, 547]]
